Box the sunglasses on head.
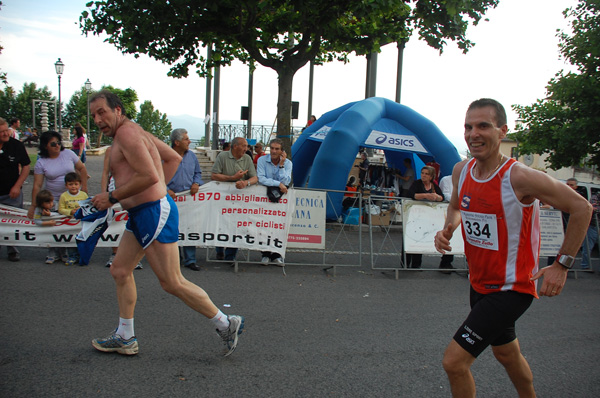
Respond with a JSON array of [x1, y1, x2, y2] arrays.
[[49, 142, 59, 147]]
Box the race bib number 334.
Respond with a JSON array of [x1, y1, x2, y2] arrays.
[[460, 211, 499, 251]]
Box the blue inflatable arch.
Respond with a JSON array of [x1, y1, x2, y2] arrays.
[[291, 97, 461, 219]]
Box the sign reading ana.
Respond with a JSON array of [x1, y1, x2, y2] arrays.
[[288, 190, 326, 249]]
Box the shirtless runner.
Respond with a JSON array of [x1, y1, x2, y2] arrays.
[[89, 90, 244, 357]]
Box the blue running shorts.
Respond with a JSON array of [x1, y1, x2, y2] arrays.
[[125, 195, 179, 249]]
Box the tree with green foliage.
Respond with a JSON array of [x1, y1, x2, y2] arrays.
[[80, 0, 499, 153], [16, 83, 56, 128], [64, 85, 92, 133], [512, 0, 600, 170], [0, 85, 16, 117], [0, 82, 56, 129], [135, 100, 172, 142]]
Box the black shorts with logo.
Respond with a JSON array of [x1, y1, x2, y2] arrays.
[[453, 286, 534, 358]]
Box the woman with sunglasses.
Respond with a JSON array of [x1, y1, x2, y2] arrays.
[[27, 131, 88, 263]]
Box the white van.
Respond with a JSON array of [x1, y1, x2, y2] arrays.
[[576, 181, 600, 201]]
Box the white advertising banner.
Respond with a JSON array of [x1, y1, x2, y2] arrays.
[[0, 205, 127, 248], [178, 182, 294, 255], [0, 182, 296, 256]]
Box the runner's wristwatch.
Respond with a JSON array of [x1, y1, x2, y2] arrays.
[[556, 253, 575, 269], [108, 191, 119, 204]]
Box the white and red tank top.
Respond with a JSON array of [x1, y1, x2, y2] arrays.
[[458, 158, 540, 297]]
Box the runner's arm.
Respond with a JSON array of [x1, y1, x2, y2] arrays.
[[100, 147, 111, 193], [512, 164, 592, 296], [513, 165, 591, 260], [146, 131, 181, 183], [434, 161, 466, 254]]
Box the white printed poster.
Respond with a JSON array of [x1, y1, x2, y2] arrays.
[[539, 209, 564, 257], [402, 199, 465, 255], [287, 189, 326, 249], [0, 182, 296, 256]]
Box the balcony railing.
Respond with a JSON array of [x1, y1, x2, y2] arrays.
[[89, 124, 305, 147]]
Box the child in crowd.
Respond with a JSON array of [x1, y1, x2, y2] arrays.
[[33, 190, 57, 227], [58, 172, 89, 217], [58, 172, 88, 265], [34, 190, 71, 264]]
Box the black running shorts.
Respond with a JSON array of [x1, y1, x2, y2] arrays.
[[453, 286, 534, 358]]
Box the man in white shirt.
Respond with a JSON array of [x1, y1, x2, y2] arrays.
[[256, 138, 292, 265]]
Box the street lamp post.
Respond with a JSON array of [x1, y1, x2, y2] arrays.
[[54, 58, 64, 132], [85, 79, 92, 135]]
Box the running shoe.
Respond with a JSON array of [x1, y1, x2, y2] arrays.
[[64, 256, 80, 266], [92, 331, 138, 355], [61, 254, 69, 263], [273, 257, 284, 266], [45, 256, 56, 264], [135, 262, 143, 270], [261, 256, 270, 265], [217, 315, 245, 357]]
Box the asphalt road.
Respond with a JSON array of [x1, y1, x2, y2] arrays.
[[2, 151, 599, 397], [1, 252, 600, 397]]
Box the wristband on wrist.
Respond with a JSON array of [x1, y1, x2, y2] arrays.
[[556, 253, 575, 269], [108, 191, 119, 204]]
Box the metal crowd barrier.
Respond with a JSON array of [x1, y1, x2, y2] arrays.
[[201, 187, 598, 278], [202, 187, 471, 277]]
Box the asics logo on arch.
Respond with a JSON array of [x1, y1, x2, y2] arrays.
[[375, 134, 388, 145], [373, 133, 415, 147]]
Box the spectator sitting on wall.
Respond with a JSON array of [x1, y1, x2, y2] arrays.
[[211, 137, 258, 262], [256, 138, 292, 266]]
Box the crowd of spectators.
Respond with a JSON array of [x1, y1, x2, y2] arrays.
[[2, 117, 598, 272]]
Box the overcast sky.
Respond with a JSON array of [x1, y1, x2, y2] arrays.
[[1, 0, 577, 153]]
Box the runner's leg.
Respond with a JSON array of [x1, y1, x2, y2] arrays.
[[442, 340, 477, 398], [144, 240, 219, 318], [111, 231, 144, 319], [492, 339, 535, 398]]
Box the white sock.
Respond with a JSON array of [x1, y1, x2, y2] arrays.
[[210, 310, 230, 332], [116, 317, 135, 340]]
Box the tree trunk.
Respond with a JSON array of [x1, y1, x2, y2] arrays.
[[276, 68, 294, 157]]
